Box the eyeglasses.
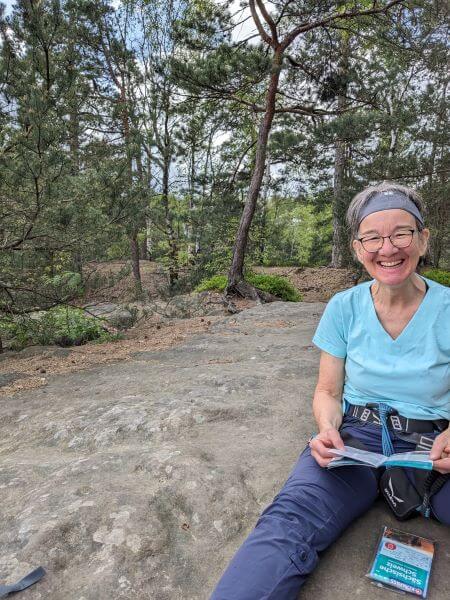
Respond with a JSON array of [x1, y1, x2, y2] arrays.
[[357, 229, 416, 253]]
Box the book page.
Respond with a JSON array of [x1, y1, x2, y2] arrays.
[[329, 445, 386, 467], [329, 447, 433, 470]]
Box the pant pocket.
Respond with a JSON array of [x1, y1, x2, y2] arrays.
[[289, 540, 319, 575]]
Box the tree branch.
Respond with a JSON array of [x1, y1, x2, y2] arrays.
[[255, 0, 278, 45], [281, 0, 405, 50], [249, 0, 274, 47]]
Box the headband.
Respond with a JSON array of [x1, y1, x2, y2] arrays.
[[357, 191, 424, 227]]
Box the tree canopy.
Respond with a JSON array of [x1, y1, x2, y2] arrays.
[[0, 0, 448, 316]]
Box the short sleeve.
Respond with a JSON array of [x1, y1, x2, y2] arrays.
[[312, 294, 347, 358]]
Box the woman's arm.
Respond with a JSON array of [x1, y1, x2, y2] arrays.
[[313, 351, 345, 431], [309, 351, 346, 468]]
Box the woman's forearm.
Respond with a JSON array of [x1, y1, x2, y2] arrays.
[[313, 390, 343, 432]]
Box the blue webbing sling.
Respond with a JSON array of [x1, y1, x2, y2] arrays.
[[0, 567, 45, 597]]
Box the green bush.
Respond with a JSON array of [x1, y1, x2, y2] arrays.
[[1, 306, 117, 351], [422, 269, 450, 287], [196, 274, 228, 293], [247, 273, 302, 302], [195, 272, 302, 302], [42, 271, 84, 297]]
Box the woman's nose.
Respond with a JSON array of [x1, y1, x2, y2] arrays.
[[379, 236, 398, 255]]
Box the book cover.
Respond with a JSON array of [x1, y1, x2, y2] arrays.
[[367, 526, 435, 598]]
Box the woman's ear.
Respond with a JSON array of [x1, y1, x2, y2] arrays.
[[352, 238, 363, 263], [418, 228, 430, 256]]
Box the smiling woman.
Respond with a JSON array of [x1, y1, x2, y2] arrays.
[[349, 184, 429, 291], [210, 182, 450, 600]]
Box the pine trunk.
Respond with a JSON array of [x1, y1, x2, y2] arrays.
[[129, 232, 142, 295], [426, 81, 448, 268], [227, 50, 282, 294], [162, 148, 178, 286], [331, 34, 350, 268], [331, 127, 347, 267]]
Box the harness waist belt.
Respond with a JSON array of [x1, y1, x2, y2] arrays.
[[346, 402, 449, 434]]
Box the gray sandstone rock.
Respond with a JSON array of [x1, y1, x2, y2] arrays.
[[152, 292, 225, 319], [0, 372, 28, 388], [83, 303, 136, 330], [0, 302, 448, 600]]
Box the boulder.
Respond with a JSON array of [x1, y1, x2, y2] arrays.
[[153, 291, 226, 319], [83, 303, 136, 330]]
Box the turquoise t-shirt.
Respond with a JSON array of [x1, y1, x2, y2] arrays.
[[312, 276, 450, 420]]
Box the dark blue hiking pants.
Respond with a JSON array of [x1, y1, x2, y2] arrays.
[[210, 414, 450, 600]]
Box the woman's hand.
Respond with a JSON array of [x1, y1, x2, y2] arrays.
[[429, 429, 450, 474], [309, 427, 345, 468]]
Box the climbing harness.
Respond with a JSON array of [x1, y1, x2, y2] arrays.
[[344, 402, 450, 521]]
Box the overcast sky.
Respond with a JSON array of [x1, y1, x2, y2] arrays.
[[226, 0, 258, 43], [1, 0, 13, 15], [1, 0, 259, 43]]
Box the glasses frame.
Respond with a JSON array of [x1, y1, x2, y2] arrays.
[[357, 228, 417, 253]]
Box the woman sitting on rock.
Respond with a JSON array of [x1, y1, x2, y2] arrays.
[[210, 182, 450, 599]]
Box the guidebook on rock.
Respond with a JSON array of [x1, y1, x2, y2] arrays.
[[367, 526, 435, 598], [327, 445, 433, 470]]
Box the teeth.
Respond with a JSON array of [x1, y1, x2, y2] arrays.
[[379, 261, 403, 267]]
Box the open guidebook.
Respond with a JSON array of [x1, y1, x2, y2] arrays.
[[327, 446, 433, 470]]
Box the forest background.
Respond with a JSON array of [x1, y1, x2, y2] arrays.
[[0, 0, 448, 349]]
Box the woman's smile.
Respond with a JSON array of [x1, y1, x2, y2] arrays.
[[375, 256, 408, 273], [378, 260, 404, 268]]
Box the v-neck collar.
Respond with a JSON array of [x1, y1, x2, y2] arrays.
[[366, 276, 432, 343]]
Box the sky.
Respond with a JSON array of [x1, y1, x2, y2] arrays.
[[1, 0, 121, 16], [1, 0, 258, 42], [227, 0, 257, 43], [1, 0, 13, 15]]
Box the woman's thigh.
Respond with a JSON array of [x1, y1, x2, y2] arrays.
[[269, 442, 379, 550], [210, 440, 379, 600]]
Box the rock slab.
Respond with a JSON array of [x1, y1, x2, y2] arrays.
[[0, 302, 449, 599]]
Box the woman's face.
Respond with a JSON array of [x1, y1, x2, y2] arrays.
[[352, 208, 429, 287]]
